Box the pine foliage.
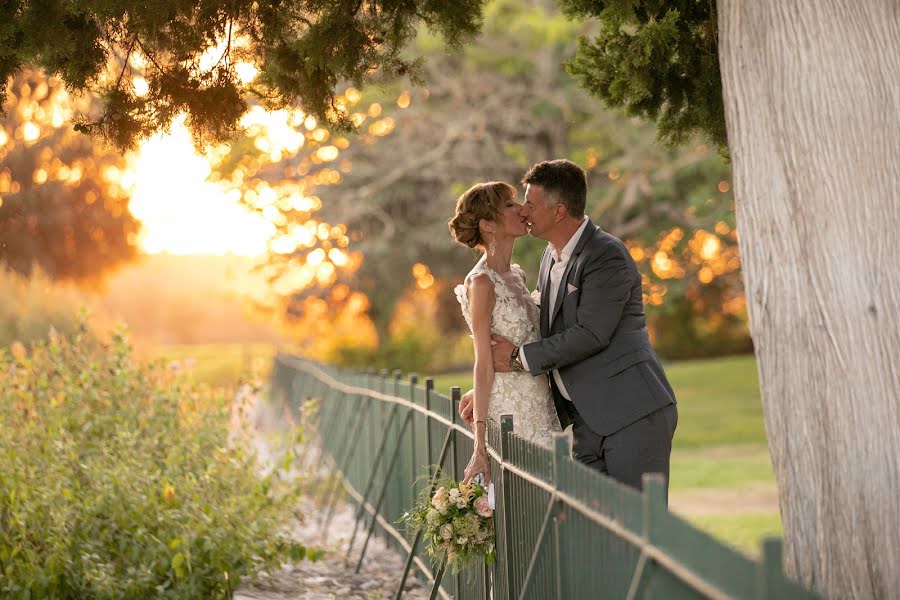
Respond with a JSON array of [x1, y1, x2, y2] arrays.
[[560, 0, 726, 149], [1, 0, 484, 149]]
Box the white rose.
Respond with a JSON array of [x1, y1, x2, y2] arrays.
[[457, 536, 468, 545]]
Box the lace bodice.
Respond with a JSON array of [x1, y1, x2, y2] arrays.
[[454, 257, 560, 447], [453, 259, 540, 348]]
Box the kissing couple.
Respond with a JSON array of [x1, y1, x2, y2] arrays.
[[450, 159, 678, 497]]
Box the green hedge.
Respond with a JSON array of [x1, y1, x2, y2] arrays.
[[0, 326, 311, 598]]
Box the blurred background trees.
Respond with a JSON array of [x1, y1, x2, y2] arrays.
[[1, 0, 747, 371], [0, 73, 139, 283], [296, 0, 748, 366]]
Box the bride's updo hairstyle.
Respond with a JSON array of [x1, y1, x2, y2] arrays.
[[448, 181, 517, 249]]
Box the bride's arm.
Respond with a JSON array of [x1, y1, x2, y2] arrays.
[[464, 273, 495, 484]]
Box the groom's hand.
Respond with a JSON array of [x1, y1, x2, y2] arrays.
[[491, 334, 515, 372], [458, 389, 475, 425]]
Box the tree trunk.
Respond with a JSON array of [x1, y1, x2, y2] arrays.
[[717, 2, 900, 598]]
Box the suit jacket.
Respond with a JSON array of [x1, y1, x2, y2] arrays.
[[523, 218, 676, 436]]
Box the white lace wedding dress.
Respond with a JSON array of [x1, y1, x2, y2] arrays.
[[455, 257, 561, 447]]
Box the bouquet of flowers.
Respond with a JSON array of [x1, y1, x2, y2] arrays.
[[400, 477, 495, 573]]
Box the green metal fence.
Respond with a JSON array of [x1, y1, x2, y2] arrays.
[[272, 353, 818, 600]]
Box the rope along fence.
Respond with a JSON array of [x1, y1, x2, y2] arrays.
[[272, 353, 818, 600]]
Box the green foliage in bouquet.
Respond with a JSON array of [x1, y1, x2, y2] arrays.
[[399, 475, 495, 574], [0, 324, 314, 598]]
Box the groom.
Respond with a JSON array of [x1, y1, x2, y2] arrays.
[[461, 159, 678, 495]]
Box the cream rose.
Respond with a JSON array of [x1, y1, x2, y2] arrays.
[[474, 496, 493, 517]]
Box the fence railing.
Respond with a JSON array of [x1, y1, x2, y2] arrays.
[[271, 354, 818, 600]]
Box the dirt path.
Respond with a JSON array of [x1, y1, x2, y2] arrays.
[[669, 483, 779, 517]]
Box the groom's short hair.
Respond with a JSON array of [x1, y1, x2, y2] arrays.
[[521, 160, 587, 218]]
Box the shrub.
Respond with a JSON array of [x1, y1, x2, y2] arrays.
[[0, 267, 103, 349], [0, 325, 311, 598]]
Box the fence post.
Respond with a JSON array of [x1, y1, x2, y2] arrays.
[[757, 538, 784, 600], [629, 473, 667, 600], [552, 433, 568, 600], [424, 378, 435, 477], [449, 387, 461, 597], [499, 414, 515, 598], [642, 473, 667, 538]]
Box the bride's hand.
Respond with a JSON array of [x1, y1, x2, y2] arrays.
[[458, 390, 475, 425], [463, 448, 491, 487]]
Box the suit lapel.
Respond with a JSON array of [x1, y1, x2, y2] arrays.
[[549, 218, 598, 328], [539, 248, 553, 338]]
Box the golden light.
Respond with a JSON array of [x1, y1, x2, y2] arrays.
[[698, 267, 714, 284], [629, 246, 644, 262], [306, 248, 326, 266], [316, 261, 336, 285], [344, 87, 362, 104], [271, 235, 297, 254], [328, 248, 349, 267], [412, 263, 428, 278], [125, 115, 274, 255], [397, 91, 411, 109], [311, 128, 329, 142], [717, 180, 730, 193], [234, 62, 258, 85], [240, 106, 306, 159], [22, 122, 40, 142], [32, 168, 47, 184], [290, 224, 315, 248], [368, 103, 382, 118], [303, 115, 317, 130], [416, 274, 435, 290], [0, 129, 9, 148], [132, 76, 149, 97], [315, 145, 339, 161], [715, 221, 731, 235], [651, 251, 673, 278], [262, 204, 282, 223], [368, 117, 395, 137], [700, 235, 721, 260], [608, 167, 621, 181]]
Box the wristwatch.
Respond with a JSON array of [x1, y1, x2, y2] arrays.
[[508, 346, 525, 372]]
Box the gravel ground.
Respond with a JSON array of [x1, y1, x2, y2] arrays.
[[233, 496, 429, 599], [232, 386, 431, 600]]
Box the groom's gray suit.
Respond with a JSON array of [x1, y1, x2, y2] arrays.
[[521, 218, 677, 492]]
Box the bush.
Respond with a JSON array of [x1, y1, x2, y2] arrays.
[[0, 267, 103, 349], [0, 326, 311, 598]]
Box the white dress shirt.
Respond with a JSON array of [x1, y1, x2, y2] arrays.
[[520, 216, 590, 400]]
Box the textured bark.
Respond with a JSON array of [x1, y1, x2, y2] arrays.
[[717, 2, 900, 598]]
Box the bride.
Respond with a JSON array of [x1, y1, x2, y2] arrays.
[[448, 181, 561, 486]]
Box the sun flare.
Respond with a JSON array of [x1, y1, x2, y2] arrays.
[[125, 117, 274, 256]]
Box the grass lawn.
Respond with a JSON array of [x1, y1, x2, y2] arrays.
[[433, 355, 767, 450], [690, 512, 783, 555], [141, 343, 278, 387], [433, 355, 781, 555]]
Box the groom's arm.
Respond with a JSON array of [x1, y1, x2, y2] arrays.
[[520, 247, 634, 374]]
